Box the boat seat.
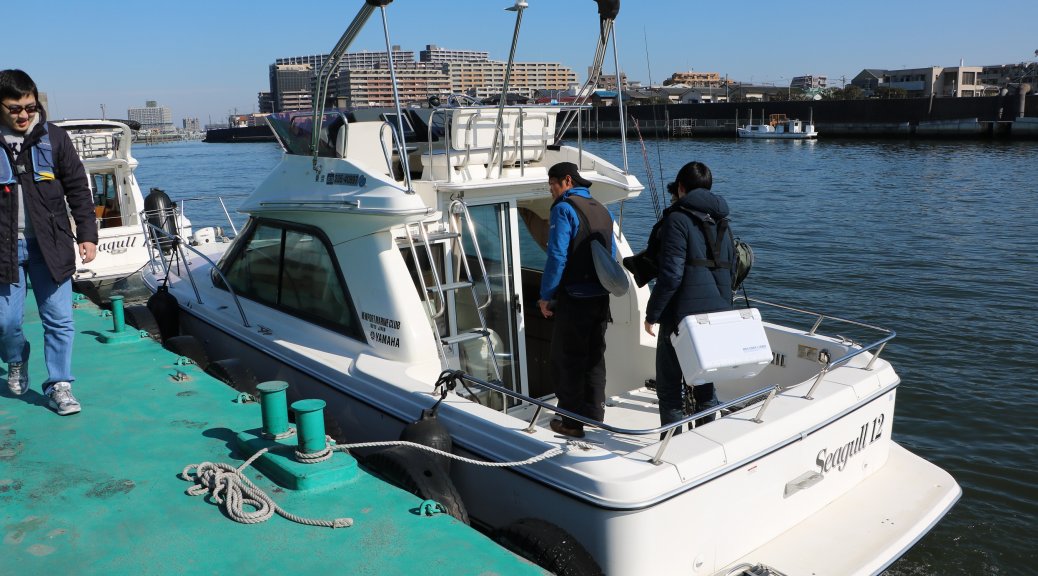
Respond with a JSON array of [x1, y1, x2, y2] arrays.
[[420, 107, 559, 181], [341, 121, 394, 177]]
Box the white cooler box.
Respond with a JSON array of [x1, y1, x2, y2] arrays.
[[670, 308, 772, 384]]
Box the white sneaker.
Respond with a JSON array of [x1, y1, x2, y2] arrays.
[[7, 362, 28, 395], [47, 382, 81, 416]]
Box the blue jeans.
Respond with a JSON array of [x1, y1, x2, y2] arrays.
[[0, 238, 75, 389]]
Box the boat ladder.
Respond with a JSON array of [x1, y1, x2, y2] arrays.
[[403, 199, 505, 398]]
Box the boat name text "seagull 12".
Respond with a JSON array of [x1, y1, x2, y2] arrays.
[[815, 413, 885, 475]]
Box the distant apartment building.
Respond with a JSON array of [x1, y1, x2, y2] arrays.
[[979, 62, 1038, 91], [128, 101, 174, 132], [664, 71, 722, 88], [597, 72, 629, 91], [420, 44, 488, 64], [275, 46, 416, 73], [791, 75, 827, 89], [182, 118, 200, 131], [335, 63, 452, 108], [258, 91, 274, 114], [852, 66, 983, 97], [269, 44, 576, 109], [269, 64, 313, 112], [450, 61, 576, 100]]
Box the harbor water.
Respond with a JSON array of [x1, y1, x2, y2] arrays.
[[133, 136, 1038, 575]]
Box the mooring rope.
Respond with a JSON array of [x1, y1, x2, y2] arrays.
[[180, 436, 583, 529], [180, 448, 353, 529]]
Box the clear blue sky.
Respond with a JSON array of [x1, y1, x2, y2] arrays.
[[10, 0, 1038, 124]]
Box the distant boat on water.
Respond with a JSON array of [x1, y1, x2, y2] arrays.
[[738, 113, 818, 139]]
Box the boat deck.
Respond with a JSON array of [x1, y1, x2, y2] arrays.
[[0, 293, 545, 575]]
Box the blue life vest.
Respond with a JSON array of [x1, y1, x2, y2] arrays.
[[0, 123, 56, 185]]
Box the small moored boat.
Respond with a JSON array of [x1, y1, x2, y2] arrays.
[[57, 119, 191, 302], [738, 113, 818, 139]]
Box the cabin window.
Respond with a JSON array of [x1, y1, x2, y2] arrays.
[[219, 220, 362, 339], [91, 172, 122, 228]]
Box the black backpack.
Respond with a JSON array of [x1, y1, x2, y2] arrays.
[[675, 206, 753, 292], [623, 207, 753, 291]]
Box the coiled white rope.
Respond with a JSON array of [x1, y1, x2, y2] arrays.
[[180, 448, 353, 529]]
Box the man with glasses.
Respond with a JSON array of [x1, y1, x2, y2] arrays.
[[0, 69, 97, 415]]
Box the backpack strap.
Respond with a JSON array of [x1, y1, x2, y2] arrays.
[[675, 206, 731, 270]]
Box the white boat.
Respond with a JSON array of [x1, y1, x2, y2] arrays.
[[738, 114, 818, 139], [58, 119, 192, 301], [138, 2, 958, 575]]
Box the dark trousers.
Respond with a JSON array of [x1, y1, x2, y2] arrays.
[[550, 291, 610, 430], [656, 321, 718, 429]]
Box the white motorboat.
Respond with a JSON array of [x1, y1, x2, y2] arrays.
[[138, 2, 958, 575], [738, 114, 818, 139], [58, 119, 190, 301]]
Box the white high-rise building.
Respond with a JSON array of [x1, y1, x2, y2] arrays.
[[128, 101, 174, 132]]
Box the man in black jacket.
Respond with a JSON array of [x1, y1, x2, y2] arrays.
[[0, 69, 97, 415], [644, 162, 734, 431]]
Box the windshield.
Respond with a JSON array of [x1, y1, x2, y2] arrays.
[[266, 111, 347, 157]]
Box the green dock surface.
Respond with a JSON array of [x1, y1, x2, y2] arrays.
[[0, 293, 546, 575]]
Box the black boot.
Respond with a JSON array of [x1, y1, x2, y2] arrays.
[[692, 383, 719, 428]]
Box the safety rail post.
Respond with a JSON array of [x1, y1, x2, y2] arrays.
[[750, 386, 780, 423]]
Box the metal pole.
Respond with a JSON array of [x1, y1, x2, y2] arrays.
[[490, 0, 527, 177], [610, 24, 629, 172], [378, 5, 413, 192]]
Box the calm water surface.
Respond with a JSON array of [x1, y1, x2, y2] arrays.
[[134, 136, 1038, 575]]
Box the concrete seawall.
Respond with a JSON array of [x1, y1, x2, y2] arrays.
[[575, 94, 1038, 139]]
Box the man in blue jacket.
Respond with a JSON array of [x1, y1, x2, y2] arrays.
[[0, 69, 97, 415], [644, 161, 734, 431], [537, 162, 614, 438]]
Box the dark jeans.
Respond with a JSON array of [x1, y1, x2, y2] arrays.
[[550, 291, 610, 430], [656, 322, 718, 429]]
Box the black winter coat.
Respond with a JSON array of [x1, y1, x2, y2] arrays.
[[645, 188, 735, 328], [0, 114, 97, 284]]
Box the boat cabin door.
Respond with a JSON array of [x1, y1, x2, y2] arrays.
[[454, 201, 530, 409]]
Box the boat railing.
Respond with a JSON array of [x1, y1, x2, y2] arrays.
[[445, 369, 778, 465], [441, 296, 895, 463], [736, 296, 896, 399], [141, 220, 250, 328], [69, 133, 120, 159], [426, 104, 584, 183]]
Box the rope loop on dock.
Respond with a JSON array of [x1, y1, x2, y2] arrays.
[[179, 448, 353, 529]]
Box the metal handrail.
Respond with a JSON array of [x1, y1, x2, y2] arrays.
[[445, 370, 779, 464], [142, 220, 250, 328], [449, 200, 493, 310], [737, 296, 897, 400], [425, 103, 592, 184], [403, 221, 447, 319]]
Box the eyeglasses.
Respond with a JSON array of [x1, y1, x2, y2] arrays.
[[1, 103, 39, 115]]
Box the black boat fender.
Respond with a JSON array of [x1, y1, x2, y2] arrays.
[[146, 285, 180, 342], [206, 359, 258, 393], [399, 409, 453, 472], [163, 335, 209, 371], [364, 446, 469, 524], [144, 187, 179, 253], [495, 518, 603, 576]]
